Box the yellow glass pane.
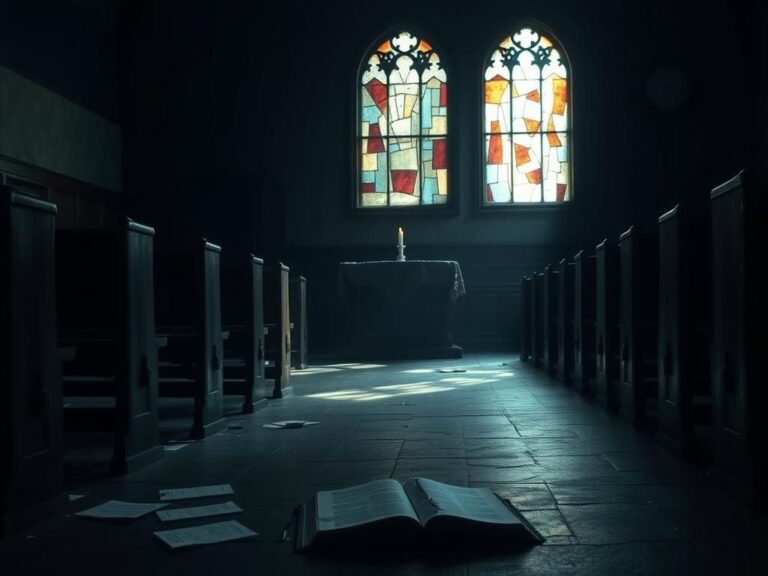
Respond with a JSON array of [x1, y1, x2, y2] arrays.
[[485, 76, 509, 104]]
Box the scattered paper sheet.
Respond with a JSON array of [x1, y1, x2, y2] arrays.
[[163, 443, 190, 451], [75, 500, 169, 519], [262, 420, 319, 429], [438, 368, 467, 373], [154, 520, 258, 550], [159, 484, 234, 502], [68, 494, 85, 502], [156, 501, 242, 522]]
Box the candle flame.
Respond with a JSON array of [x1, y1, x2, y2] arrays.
[[399, 227, 403, 233]]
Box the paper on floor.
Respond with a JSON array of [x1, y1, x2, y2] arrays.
[[154, 520, 258, 549], [75, 500, 169, 519], [156, 501, 242, 522], [159, 484, 234, 502], [163, 443, 191, 451], [262, 420, 319, 429]]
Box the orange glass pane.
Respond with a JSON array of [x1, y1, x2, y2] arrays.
[[525, 119, 541, 133], [488, 122, 503, 164], [527, 89, 541, 103], [526, 169, 542, 184], [514, 143, 531, 166], [553, 78, 568, 115], [417, 40, 433, 52], [547, 132, 562, 147]]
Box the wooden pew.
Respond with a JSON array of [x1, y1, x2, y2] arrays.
[[573, 250, 596, 395], [657, 204, 712, 460], [264, 262, 291, 398], [595, 238, 620, 411], [542, 264, 560, 375], [520, 275, 533, 362], [221, 255, 266, 413], [290, 276, 308, 370], [1, 187, 65, 536], [530, 271, 545, 367], [710, 170, 766, 498], [57, 219, 163, 474], [617, 226, 659, 429], [557, 259, 575, 384], [156, 239, 226, 439]]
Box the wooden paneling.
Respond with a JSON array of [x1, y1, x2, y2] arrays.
[[1, 154, 117, 229]]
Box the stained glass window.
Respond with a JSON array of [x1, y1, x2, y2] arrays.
[[484, 27, 570, 204], [359, 32, 448, 208]]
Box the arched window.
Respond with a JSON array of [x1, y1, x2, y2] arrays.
[[484, 26, 570, 204], [358, 31, 448, 208]]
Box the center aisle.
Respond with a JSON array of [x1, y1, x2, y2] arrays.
[[1, 355, 764, 575]]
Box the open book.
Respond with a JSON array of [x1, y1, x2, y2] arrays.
[[292, 478, 544, 553]]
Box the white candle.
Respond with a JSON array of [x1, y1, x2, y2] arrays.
[[398, 227, 404, 246]]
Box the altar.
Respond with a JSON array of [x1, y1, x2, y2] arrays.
[[337, 260, 465, 360]]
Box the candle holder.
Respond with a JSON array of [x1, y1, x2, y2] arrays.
[[396, 243, 406, 262]]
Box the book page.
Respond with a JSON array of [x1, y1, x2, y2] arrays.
[[416, 478, 521, 525], [316, 479, 418, 531]]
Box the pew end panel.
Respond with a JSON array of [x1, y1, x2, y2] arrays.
[[57, 219, 164, 474], [542, 264, 561, 376], [264, 262, 291, 398], [1, 187, 66, 536], [595, 239, 620, 411], [709, 170, 767, 502], [531, 272, 545, 368], [618, 226, 660, 429], [290, 276, 308, 370], [156, 239, 225, 439], [573, 250, 597, 396], [222, 255, 267, 413], [520, 276, 533, 362], [557, 259, 575, 384], [657, 205, 713, 462]]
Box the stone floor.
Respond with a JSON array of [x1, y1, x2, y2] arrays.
[[1, 354, 765, 575]]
